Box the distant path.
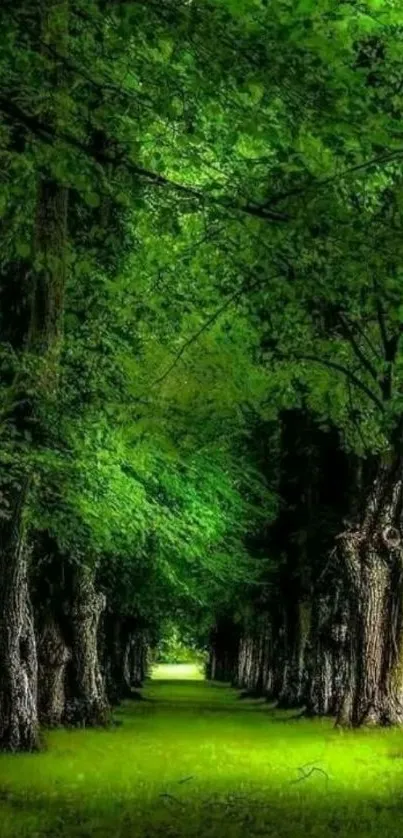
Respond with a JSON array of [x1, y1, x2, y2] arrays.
[[150, 662, 205, 681]]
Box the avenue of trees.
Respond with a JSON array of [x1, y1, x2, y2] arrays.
[[1, 0, 403, 750]]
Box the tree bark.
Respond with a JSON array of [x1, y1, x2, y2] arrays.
[[102, 616, 125, 705], [37, 615, 70, 727], [306, 593, 333, 716], [330, 582, 352, 719], [128, 629, 148, 687], [0, 490, 38, 750], [206, 647, 216, 681], [337, 457, 403, 726], [63, 568, 109, 727], [261, 621, 274, 697], [278, 601, 310, 708]]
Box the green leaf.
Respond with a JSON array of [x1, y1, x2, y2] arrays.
[[16, 241, 31, 258], [84, 192, 101, 208]]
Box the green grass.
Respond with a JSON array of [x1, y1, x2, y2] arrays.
[[1, 671, 403, 836]]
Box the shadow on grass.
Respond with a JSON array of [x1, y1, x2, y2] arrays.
[[238, 690, 268, 700], [141, 683, 313, 718]]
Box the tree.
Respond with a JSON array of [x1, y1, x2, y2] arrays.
[[0, 0, 70, 751]]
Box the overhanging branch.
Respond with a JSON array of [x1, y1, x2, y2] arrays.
[[0, 96, 288, 222], [277, 352, 385, 413], [252, 148, 403, 211], [337, 312, 380, 384]]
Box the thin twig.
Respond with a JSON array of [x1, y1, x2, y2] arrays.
[[291, 766, 329, 784]]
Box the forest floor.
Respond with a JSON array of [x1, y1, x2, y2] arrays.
[[1, 668, 403, 837]]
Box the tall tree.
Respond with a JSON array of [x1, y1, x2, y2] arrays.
[[0, 0, 69, 751]]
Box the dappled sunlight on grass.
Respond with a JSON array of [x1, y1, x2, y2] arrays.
[[0, 673, 403, 835]]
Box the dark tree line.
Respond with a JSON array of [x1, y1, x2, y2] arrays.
[[208, 409, 403, 727]]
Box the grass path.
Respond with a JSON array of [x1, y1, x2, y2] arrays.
[[1, 669, 403, 836]]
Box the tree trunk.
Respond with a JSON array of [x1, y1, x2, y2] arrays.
[[208, 618, 239, 684], [101, 616, 130, 704], [261, 621, 274, 697], [101, 617, 147, 703], [337, 457, 403, 726], [37, 615, 70, 727], [206, 647, 216, 680], [128, 630, 148, 687], [0, 490, 38, 750], [124, 634, 136, 690], [236, 637, 247, 687], [339, 546, 403, 726], [266, 611, 285, 701], [63, 568, 109, 727], [306, 593, 333, 716], [278, 601, 309, 708], [330, 584, 352, 719], [238, 635, 253, 689], [279, 600, 310, 708], [358, 565, 386, 724], [255, 621, 271, 696]]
